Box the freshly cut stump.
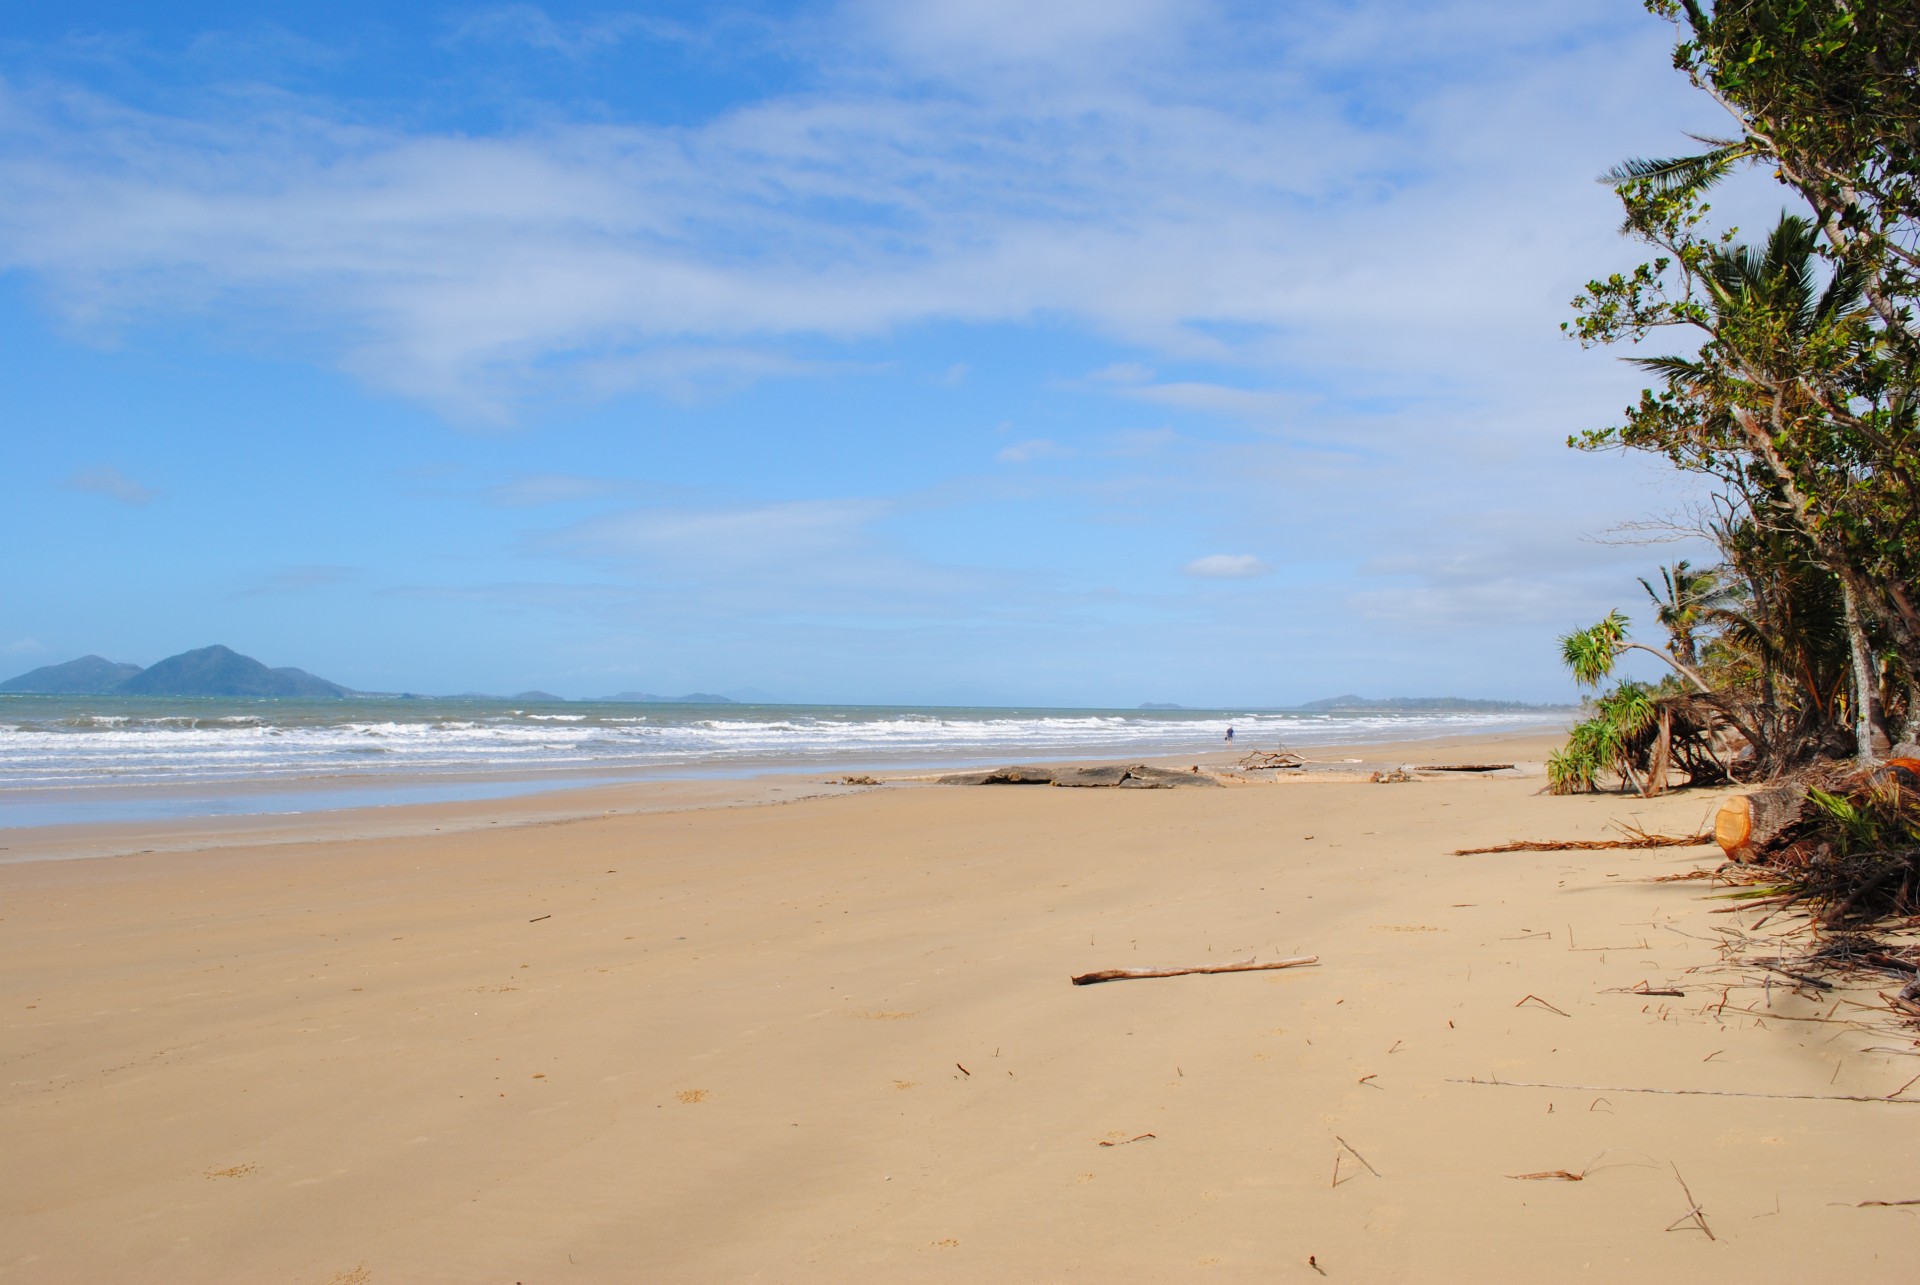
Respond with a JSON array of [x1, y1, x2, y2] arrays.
[[1715, 783, 1811, 862]]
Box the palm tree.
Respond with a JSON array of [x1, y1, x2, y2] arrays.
[[1637, 560, 1739, 670]]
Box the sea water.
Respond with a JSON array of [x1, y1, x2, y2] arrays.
[[0, 694, 1568, 827]]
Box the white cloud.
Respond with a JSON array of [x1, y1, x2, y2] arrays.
[[63, 465, 155, 505], [1184, 553, 1270, 578], [0, 1, 1717, 421]]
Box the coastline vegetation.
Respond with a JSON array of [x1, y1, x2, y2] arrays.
[[1556, 0, 1920, 786], [1552, 1, 1920, 925]]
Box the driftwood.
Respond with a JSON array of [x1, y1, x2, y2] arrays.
[[1448, 1076, 1920, 1105], [1416, 763, 1516, 773], [1071, 955, 1318, 986], [940, 763, 1220, 789], [1240, 750, 1305, 770], [1453, 832, 1713, 855]]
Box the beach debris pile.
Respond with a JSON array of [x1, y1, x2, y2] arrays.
[[938, 763, 1220, 789], [1369, 767, 1415, 784], [1713, 757, 1920, 928]]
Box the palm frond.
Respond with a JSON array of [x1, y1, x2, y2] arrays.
[[1601, 143, 1752, 197]]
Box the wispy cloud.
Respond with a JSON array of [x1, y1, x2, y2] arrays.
[[233, 565, 355, 598], [63, 465, 156, 504], [1184, 553, 1270, 578], [447, 4, 664, 58], [546, 498, 890, 566], [486, 473, 624, 507], [0, 1, 1708, 421], [996, 438, 1069, 464]]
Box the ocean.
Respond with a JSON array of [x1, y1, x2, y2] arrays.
[[0, 694, 1568, 827]]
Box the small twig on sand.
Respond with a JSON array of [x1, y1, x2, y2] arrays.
[[1665, 1165, 1715, 1240], [1097, 1133, 1155, 1147], [1071, 955, 1318, 986], [1449, 1076, 1920, 1106], [1515, 994, 1571, 1017], [1858, 1198, 1920, 1207], [1335, 1136, 1380, 1178], [528, 914, 551, 923], [1509, 1148, 1655, 1183]]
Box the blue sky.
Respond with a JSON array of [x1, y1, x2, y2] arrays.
[[0, 1, 1780, 704]]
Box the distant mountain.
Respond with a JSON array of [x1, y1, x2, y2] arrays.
[[598, 691, 739, 704], [0, 655, 146, 694], [114, 645, 348, 698], [511, 690, 567, 702], [1137, 702, 1185, 710], [1288, 694, 1571, 713]]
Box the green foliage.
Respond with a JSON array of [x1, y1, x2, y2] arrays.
[[1564, 1, 1920, 765], [1559, 610, 1631, 688], [1548, 678, 1662, 795]]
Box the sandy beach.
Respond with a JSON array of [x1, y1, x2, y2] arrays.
[[4, 729, 1916, 1282]]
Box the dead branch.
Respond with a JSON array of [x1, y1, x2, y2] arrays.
[[1454, 832, 1713, 855], [1239, 750, 1304, 770], [1448, 1076, 1920, 1106], [1666, 1165, 1715, 1240], [1415, 763, 1516, 772], [1071, 955, 1318, 986]]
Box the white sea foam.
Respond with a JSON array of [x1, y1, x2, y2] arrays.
[[0, 697, 1568, 796]]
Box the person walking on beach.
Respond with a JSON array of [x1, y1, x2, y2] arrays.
[[1224, 726, 1234, 742]]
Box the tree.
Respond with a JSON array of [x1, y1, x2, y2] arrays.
[[1567, 1, 1920, 760], [1637, 559, 1737, 668]]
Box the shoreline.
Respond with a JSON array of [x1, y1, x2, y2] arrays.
[[0, 701, 1572, 831], [1, 726, 1564, 865]]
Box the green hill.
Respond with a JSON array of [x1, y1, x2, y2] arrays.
[[113, 645, 348, 698], [0, 655, 145, 694]]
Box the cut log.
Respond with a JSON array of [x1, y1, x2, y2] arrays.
[[1715, 783, 1812, 862]]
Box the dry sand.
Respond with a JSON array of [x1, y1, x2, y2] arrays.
[[3, 730, 1916, 1282]]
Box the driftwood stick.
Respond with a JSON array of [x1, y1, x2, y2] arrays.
[[1071, 955, 1319, 986], [1448, 1076, 1920, 1106], [1453, 832, 1713, 855]]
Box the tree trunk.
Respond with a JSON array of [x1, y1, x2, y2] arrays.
[[1643, 706, 1672, 798], [1842, 577, 1880, 763], [1715, 782, 1814, 863], [1902, 678, 1920, 753]]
